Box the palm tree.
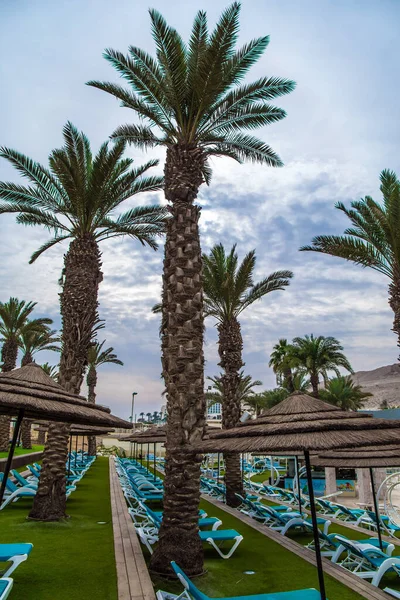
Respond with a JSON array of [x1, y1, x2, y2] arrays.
[[0, 123, 165, 520], [139, 412, 145, 422], [300, 170, 400, 356], [0, 298, 52, 451], [290, 334, 353, 398], [18, 326, 60, 367], [41, 362, 59, 381], [146, 412, 152, 423], [203, 243, 292, 506], [254, 387, 290, 410], [206, 371, 262, 410], [88, 3, 295, 574], [319, 376, 372, 411], [269, 338, 295, 392], [86, 341, 123, 454], [152, 411, 159, 423]]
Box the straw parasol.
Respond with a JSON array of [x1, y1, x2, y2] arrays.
[[193, 391, 400, 600], [0, 363, 132, 506]]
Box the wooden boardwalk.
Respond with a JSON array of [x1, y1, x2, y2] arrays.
[[203, 494, 391, 600], [109, 459, 156, 600]]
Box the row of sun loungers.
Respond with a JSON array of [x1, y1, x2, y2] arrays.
[[0, 451, 96, 597]]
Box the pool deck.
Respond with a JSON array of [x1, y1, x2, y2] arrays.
[[109, 459, 156, 600], [203, 494, 390, 600]]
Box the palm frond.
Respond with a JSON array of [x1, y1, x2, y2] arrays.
[[29, 235, 71, 263]]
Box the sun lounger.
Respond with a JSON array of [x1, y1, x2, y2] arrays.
[[0, 543, 33, 577], [306, 531, 394, 561], [0, 578, 13, 600], [0, 475, 76, 510], [335, 534, 400, 586], [359, 509, 400, 537], [11, 470, 38, 489], [156, 561, 324, 600]]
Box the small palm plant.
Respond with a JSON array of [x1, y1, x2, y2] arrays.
[[300, 170, 400, 356], [0, 122, 165, 521], [290, 334, 353, 397], [319, 375, 372, 411], [203, 243, 292, 505], [88, 3, 295, 574], [0, 298, 52, 451], [18, 326, 60, 367], [269, 338, 295, 392], [206, 371, 262, 412]]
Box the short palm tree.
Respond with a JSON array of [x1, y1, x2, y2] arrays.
[[290, 334, 353, 398], [0, 298, 52, 451], [86, 341, 123, 455], [319, 375, 372, 411], [88, 3, 295, 574], [206, 372, 262, 409], [18, 326, 60, 367], [300, 170, 400, 356], [203, 243, 292, 506], [139, 412, 145, 422], [146, 412, 152, 423], [269, 338, 295, 392], [41, 362, 59, 381], [0, 122, 165, 520]]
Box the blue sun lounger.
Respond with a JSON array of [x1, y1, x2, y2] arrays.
[[0, 543, 33, 577], [156, 562, 324, 600], [0, 474, 76, 510], [0, 578, 13, 600], [335, 535, 400, 586]]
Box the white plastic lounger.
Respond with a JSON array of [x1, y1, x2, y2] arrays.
[[335, 535, 400, 586], [0, 543, 33, 577]]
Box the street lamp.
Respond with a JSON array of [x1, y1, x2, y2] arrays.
[[131, 392, 137, 425]]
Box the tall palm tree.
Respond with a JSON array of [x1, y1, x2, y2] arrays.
[[203, 243, 292, 505], [152, 411, 159, 423], [88, 3, 295, 574], [300, 170, 400, 356], [0, 298, 52, 451], [146, 412, 152, 423], [319, 375, 372, 411], [268, 338, 295, 392], [86, 341, 123, 454], [139, 412, 145, 422], [290, 334, 353, 398], [0, 122, 165, 520]]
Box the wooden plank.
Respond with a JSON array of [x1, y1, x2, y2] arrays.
[[202, 494, 389, 600], [109, 459, 156, 600]]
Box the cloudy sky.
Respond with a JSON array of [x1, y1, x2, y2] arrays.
[[1, 0, 399, 420]]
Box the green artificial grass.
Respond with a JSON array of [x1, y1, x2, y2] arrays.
[[249, 470, 271, 483], [0, 457, 117, 600], [0, 445, 44, 459]]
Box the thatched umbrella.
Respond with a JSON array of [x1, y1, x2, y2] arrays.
[[193, 392, 400, 600], [0, 363, 132, 505], [68, 424, 115, 472], [122, 426, 167, 475]]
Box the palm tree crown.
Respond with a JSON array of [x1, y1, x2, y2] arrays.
[[300, 169, 400, 355], [268, 338, 295, 390], [88, 3, 295, 176], [206, 371, 262, 408], [87, 341, 124, 370], [203, 244, 293, 320], [18, 326, 60, 366], [290, 334, 353, 397], [319, 375, 372, 411], [0, 122, 166, 262]]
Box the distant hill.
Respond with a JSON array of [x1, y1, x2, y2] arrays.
[[351, 364, 400, 409]]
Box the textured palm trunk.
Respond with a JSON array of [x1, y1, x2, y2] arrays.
[[219, 318, 244, 507], [37, 428, 47, 445], [21, 351, 33, 367], [21, 420, 32, 449], [284, 367, 295, 393], [310, 373, 319, 398], [389, 279, 400, 360], [0, 338, 18, 450], [29, 234, 102, 521], [149, 144, 205, 577]]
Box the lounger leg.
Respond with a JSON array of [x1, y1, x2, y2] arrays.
[[2, 554, 28, 577], [205, 535, 243, 559]]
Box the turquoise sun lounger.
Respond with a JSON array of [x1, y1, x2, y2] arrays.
[[0, 543, 33, 577], [156, 562, 324, 600], [0, 578, 13, 600]]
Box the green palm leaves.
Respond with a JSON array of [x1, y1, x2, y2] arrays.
[[291, 334, 353, 381], [87, 341, 123, 369], [88, 3, 295, 171], [300, 170, 400, 279], [203, 243, 293, 320], [0, 122, 166, 261], [319, 376, 372, 411]]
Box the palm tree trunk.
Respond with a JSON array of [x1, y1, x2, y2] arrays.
[[0, 338, 18, 450], [21, 420, 32, 449], [310, 373, 319, 398], [37, 428, 46, 445], [149, 144, 205, 577], [284, 367, 295, 393], [87, 366, 97, 455], [218, 317, 244, 507], [389, 280, 400, 359], [21, 351, 33, 367], [29, 234, 102, 521]]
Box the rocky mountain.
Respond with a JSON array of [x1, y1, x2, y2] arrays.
[[351, 364, 400, 409]]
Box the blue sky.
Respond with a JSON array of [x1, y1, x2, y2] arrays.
[[0, 1, 399, 419]]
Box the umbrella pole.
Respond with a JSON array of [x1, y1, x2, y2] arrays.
[[153, 443, 156, 481], [67, 435, 72, 477], [147, 442, 150, 473], [217, 453, 220, 483], [0, 408, 24, 505], [304, 450, 326, 600], [369, 467, 383, 551], [295, 456, 302, 516], [75, 436, 78, 468]]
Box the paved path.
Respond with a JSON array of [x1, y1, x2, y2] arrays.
[[109, 459, 156, 600]]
